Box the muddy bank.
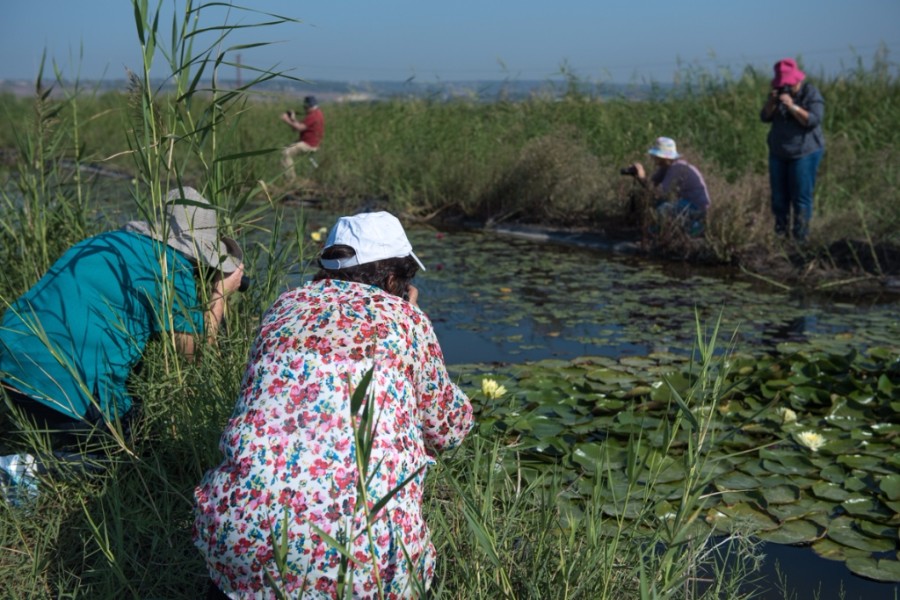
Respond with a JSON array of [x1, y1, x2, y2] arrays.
[[423, 212, 900, 299]]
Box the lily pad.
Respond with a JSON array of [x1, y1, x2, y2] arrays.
[[827, 516, 897, 552], [757, 519, 823, 544], [880, 474, 900, 501], [761, 484, 800, 505], [845, 557, 900, 583], [811, 481, 854, 502], [811, 538, 872, 562]]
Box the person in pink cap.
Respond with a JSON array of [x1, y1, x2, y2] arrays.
[[193, 211, 473, 598], [760, 58, 826, 242]]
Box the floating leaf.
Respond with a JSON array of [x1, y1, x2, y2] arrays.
[[761, 484, 800, 505], [841, 497, 894, 521], [710, 503, 780, 532], [827, 516, 897, 552], [880, 475, 900, 501], [837, 454, 894, 475], [811, 481, 854, 502], [757, 519, 823, 544], [811, 538, 870, 562], [845, 557, 900, 582]]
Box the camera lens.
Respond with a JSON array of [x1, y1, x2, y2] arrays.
[[238, 275, 251, 293]]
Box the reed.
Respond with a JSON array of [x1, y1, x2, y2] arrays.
[[3, 54, 898, 268]]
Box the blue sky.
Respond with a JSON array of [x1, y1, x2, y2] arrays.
[[2, 1, 899, 83]]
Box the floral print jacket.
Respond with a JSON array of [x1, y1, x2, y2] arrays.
[[193, 279, 473, 599]]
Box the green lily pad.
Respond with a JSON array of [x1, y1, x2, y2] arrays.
[[709, 503, 780, 532], [586, 368, 636, 385], [761, 484, 800, 505], [841, 497, 894, 521], [762, 457, 816, 476], [766, 498, 830, 523], [715, 471, 760, 491], [827, 516, 897, 552], [880, 474, 900, 501], [571, 443, 606, 474], [838, 454, 894, 474], [811, 481, 854, 502], [811, 538, 872, 562], [857, 519, 897, 540], [819, 463, 847, 483], [757, 519, 823, 544], [845, 557, 900, 583]]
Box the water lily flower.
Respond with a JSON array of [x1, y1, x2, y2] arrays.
[[795, 430, 826, 452], [776, 406, 798, 423], [481, 378, 507, 399], [310, 227, 328, 243]]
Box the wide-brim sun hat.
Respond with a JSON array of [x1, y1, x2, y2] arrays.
[[771, 58, 806, 88], [319, 211, 426, 271], [124, 187, 242, 273], [647, 136, 681, 160]]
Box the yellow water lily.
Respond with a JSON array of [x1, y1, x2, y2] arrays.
[[795, 430, 826, 452], [481, 378, 507, 399], [310, 227, 328, 242]]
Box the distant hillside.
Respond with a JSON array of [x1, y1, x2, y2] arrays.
[[0, 77, 663, 103]]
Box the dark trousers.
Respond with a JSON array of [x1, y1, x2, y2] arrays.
[[2, 383, 135, 475], [769, 149, 823, 241]]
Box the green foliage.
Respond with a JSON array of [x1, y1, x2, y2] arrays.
[[4, 56, 899, 264]]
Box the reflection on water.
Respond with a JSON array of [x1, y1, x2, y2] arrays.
[[389, 226, 900, 366]]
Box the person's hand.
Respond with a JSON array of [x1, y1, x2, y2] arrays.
[[213, 264, 245, 298], [632, 162, 646, 180], [280, 112, 294, 124], [778, 92, 795, 110]]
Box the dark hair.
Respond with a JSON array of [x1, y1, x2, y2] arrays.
[[313, 245, 418, 297]]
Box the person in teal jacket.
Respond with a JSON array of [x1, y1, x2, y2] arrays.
[[0, 187, 245, 462]]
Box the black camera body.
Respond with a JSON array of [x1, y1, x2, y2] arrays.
[[238, 275, 251, 293], [620, 165, 638, 176], [777, 86, 793, 97]]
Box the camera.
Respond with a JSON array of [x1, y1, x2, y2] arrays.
[[777, 86, 793, 97], [238, 275, 251, 293], [620, 165, 638, 176], [285, 109, 295, 120]]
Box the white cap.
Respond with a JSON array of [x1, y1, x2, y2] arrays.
[[319, 211, 426, 271]]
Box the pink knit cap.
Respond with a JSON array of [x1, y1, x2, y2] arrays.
[[771, 58, 806, 88]]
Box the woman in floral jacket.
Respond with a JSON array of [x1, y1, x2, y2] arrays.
[[194, 212, 473, 599]]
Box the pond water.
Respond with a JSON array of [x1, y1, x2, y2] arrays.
[[298, 208, 900, 600]]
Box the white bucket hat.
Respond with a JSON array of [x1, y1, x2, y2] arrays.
[[319, 211, 425, 271], [124, 187, 242, 273], [647, 137, 681, 160]]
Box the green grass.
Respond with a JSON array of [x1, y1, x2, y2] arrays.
[[3, 51, 899, 266]]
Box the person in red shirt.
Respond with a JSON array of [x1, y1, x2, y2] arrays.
[[280, 95, 325, 182]]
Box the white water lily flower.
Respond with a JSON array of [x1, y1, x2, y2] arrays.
[[481, 378, 508, 399], [776, 406, 798, 423], [796, 430, 826, 452]]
